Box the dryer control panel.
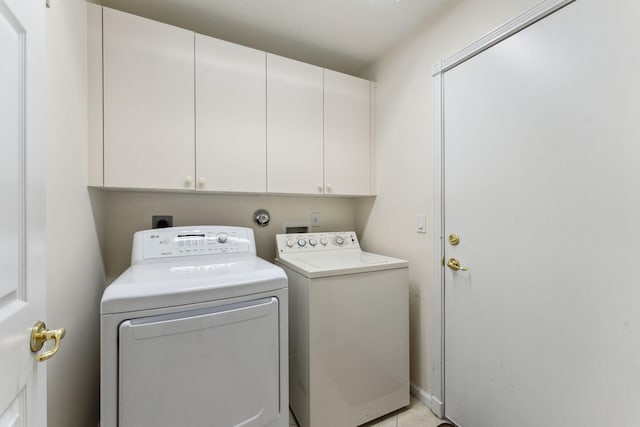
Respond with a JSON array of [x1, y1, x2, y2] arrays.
[[132, 226, 255, 263], [275, 231, 360, 255]]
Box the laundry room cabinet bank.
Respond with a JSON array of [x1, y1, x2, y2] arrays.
[[87, 4, 376, 196]]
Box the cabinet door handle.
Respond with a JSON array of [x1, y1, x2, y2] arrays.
[[326, 183, 332, 192], [185, 176, 193, 185], [317, 183, 323, 192], [198, 177, 207, 186]]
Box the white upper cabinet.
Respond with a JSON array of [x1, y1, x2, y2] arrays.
[[324, 70, 372, 196], [103, 8, 195, 190], [92, 7, 375, 196], [195, 35, 266, 192], [266, 54, 324, 194]]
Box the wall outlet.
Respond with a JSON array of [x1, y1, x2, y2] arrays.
[[416, 214, 426, 234], [311, 212, 320, 227], [152, 215, 173, 229]]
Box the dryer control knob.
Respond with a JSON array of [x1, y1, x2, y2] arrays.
[[320, 238, 328, 246], [297, 239, 307, 247], [308, 238, 317, 247], [335, 236, 345, 245], [217, 233, 229, 244], [286, 239, 295, 248]]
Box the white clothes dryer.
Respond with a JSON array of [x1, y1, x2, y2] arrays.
[[275, 232, 409, 427], [101, 226, 288, 427]]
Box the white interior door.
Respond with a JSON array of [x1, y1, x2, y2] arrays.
[[443, 1, 640, 426], [0, 0, 46, 425]]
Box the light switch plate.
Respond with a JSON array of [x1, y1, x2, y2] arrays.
[[416, 214, 426, 233]]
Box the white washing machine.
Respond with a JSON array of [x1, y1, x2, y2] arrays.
[[274, 232, 409, 427], [101, 226, 288, 427]]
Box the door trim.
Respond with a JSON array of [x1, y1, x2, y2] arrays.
[[430, 0, 575, 417]]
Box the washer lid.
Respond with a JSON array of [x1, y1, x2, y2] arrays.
[[276, 250, 408, 278], [101, 255, 287, 314]]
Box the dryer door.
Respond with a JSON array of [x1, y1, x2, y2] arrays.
[[118, 297, 280, 427]]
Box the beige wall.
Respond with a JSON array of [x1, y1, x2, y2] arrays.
[[104, 191, 357, 280], [46, 1, 105, 427], [355, 0, 540, 398]]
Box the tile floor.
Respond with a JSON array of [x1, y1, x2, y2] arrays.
[[289, 395, 450, 427]]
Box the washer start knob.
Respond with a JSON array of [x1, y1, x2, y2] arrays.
[[335, 236, 345, 245], [217, 233, 229, 244]]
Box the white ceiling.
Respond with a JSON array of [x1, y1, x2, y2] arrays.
[[100, 0, 451, 75]]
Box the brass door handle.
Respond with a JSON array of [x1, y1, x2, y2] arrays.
[[30, 321, 66, 362], [447, 258, 468, 271]]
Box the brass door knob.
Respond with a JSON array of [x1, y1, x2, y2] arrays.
[[30, 321, 66, 362], [447, 258, 468, 271]]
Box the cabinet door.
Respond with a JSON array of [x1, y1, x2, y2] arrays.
[[195, 35, 266, 192], [267, 54, 323, 194], [103, 8, 195, 190], [324, 70, 372, 195]]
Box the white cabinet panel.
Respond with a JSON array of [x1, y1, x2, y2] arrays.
[[87, 3, 103, 187], [370, 83, 377, 195], [324, 70, 371, 196], [103, 8, 195, 190], [267, 54, 324, 194], [196, 35, 266, 192]]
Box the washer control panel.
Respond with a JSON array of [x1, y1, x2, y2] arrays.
[[133, 226, 254, 262], [276, 232, 359, 254]]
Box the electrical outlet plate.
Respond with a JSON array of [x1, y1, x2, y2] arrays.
[[311, 212, 320, 227], [152, 215, 173, 229]]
